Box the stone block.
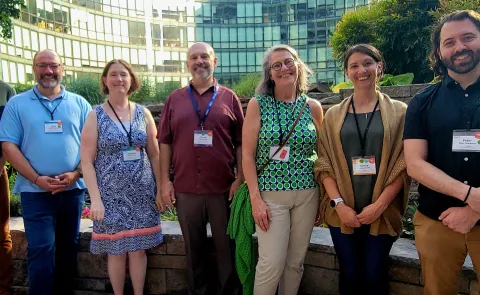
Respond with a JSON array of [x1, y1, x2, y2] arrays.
[[166, 236, 186, 255], [145, 268, 167, 294], [147, 242, 167, 255], [471, 280, 479, 295], [166, 269, 188, 292], [11, 286, 28, 295], [13, 260, 28, 287], [299, 265, 339, 295], [74, 278, 106, 292], [411, 84, 431, 97], [381, 85, 411, 98], [304, 251, 336, 269], [77, 252, 109, 278], [389, 265, 421, 284], [389, 282, 424, 295], [149, 255, 187, 269], [340, 88, 354, 99], [11, 231, 27, 260], [78, 235, 92, 252]]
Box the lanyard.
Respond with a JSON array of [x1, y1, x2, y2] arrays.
[[108, 100, 133, 147], [351, 98, 379, 157], [274, 95, 299, 143], [33, 89, 63, 120], [187, 84, 219, 130]]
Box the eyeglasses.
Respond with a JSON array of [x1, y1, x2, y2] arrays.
[[34, 63, 61, 70], [270, 58, 295, 71]]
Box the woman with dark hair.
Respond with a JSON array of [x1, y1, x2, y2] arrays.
[[81, 59, 164, 295], [314, 44, 411, 295], [242, 44, 323, 295]]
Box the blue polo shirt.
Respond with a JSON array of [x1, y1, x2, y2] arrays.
[[0, 85, 92, 193]]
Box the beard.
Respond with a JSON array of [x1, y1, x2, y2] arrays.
[[191, 64, 213, 80], [37, 73, 62, 89], [441, 49, 480, 74]]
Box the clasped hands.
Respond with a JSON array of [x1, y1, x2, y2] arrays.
[[439, 187, 480, 234], [336, 201, 387, 228], [35, 171, 80, 194]]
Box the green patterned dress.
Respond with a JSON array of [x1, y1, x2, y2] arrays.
[[256, 94, 318, 191]]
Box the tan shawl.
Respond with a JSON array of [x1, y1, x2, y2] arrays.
[[314, 91, 411, 237]]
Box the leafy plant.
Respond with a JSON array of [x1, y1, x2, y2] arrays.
[[161, 206, 178, 221], [153, 81, 181, 102], [402, 199, 418, 240], [0, 0, 25, 40], [130, 77, 156, 103], [8, 169, 21, 217], [331, 73, 414, 93], [13, 83, 33, 95], [232, 74, 261, 98], [65, 76, 105, 106]]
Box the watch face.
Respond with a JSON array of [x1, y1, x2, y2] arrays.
[[330, 199, 336, 208]]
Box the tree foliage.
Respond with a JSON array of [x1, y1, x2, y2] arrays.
[[431, 0, 480, 18], [330, 0, 439, 83], [0, 0, 25, 40]]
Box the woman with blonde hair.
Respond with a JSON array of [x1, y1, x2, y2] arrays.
[[315, 44, 411, 294], [81, 59, 164, 295], [242, 44, 323, 295]]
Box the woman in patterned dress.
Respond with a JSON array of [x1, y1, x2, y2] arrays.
[[242, 44, 324, 295], [81, 59, 164, 295]]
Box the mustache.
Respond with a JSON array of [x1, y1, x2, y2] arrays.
[[451, 50, 473, 62]]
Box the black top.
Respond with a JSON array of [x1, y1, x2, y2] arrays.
[[341, 110, 383, 213], [404, 75, 480, 221]]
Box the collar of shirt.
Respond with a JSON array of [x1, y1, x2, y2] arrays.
[[189, 78, 218, 95], [443, 74, 480, 90], [31, 85, 66, 101]]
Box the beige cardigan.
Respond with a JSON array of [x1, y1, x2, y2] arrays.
[[314, 92, 411, 237]]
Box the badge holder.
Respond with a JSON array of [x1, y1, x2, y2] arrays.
[[352, 156, 376, 176], [44, 120, 63, 133], [452, 129, 480, 152]]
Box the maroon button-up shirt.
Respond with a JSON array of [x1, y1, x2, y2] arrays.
[[158, 82, 244, 194]]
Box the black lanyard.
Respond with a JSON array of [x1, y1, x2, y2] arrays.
[[108, 101, 133, 147], [274, 95, 299, 143], [351, 98, 379, 157], [33, 89, 63, 120], [187, 84, 219, 130]]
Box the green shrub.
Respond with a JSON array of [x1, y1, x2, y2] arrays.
[[65, 77, 105, 106], [13, 83, 33, 95], [161, 207, 178, 221], [232, 74, 261, 98], [8, 170, 21, 217], [130, 77, 156, 103], [153, 81, 181, 103]]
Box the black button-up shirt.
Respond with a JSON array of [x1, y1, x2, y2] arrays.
[[404, 75, 480, 221]]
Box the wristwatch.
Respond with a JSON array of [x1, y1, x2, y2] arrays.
[[330, 197, 344, 209], [74, 167, 83, 178]]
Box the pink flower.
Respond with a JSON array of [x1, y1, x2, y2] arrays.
[[82, 207, 91, 219]]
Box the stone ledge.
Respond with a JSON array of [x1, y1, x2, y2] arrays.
[[9, 217, 478, 295]]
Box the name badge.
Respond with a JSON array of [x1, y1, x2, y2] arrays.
[[44, 120, 63, 133], [352, 156, 376, 175], [194, 130, 213, 147], [269, 145, 290, 162], [452, 130, 480, 152], [122, 147, 141, 161]]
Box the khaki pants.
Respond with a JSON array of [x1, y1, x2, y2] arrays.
[[254, 188, 319, 295], [414, 211, 480, 295], [0, 167, 12, 295]]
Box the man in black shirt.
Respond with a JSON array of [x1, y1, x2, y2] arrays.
[[404, 10, 480, 295]]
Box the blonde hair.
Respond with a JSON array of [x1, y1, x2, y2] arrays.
[[255, 44, 312, 96]]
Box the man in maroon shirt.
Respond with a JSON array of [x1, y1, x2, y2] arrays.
[[158, 42, 244, 295]]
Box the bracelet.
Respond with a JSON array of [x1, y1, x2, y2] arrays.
[[464, 186, 472, 203], [34, 175, 39, 185]]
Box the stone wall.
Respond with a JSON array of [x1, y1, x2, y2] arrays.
[[10, 218, 478, 295]]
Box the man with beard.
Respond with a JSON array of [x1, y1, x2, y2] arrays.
[[158, 42, 243, 295], [0, 49, 91, 295], [0, 80, 15, 295], [404, 10, 480, 295]]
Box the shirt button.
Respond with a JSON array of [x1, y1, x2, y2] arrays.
[[465, 157, 469, 161], [464, 181, 469, 184], [465, 93, 469, 97]]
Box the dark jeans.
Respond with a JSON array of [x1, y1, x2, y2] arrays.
[[329, 225, 395, 295], [176, 192, 240, 295], [21, 189, 85, 295]]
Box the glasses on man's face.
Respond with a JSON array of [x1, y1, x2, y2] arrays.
[[270, 58, 295, 71], [34, 63, 61, 70]]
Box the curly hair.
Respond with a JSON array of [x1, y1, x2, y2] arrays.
[[429, 10, 480, 78], [255, 44, 312, 96]]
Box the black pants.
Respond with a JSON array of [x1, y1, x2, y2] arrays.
[[176, 192, 240, 295], [329, 225, 395, 295]]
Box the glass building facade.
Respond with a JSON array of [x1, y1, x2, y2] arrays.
[[0, 0, 368, 88]]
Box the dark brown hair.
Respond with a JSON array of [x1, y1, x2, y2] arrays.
[[429, 10, 480, 78], [343, 44, 385, 78], [100, 59, 141, 95]]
